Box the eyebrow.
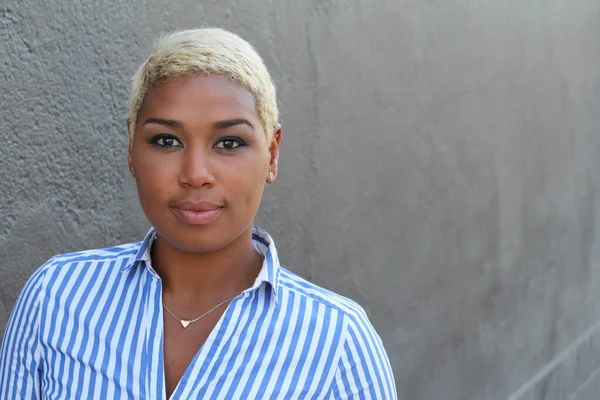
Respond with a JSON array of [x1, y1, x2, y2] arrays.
[[143, 118, 181, 128], [213, 119, 254, 130], [142, 118, 254, 130]]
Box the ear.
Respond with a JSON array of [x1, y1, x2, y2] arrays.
[[266, 124, 282, 183], [127, 119, 135, 177]]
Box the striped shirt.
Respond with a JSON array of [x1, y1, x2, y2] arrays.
[[0, 226, 397, 399]]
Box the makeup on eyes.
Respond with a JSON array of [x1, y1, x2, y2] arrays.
[[147, 133, 250, 151], [141, 116, 259, 150], [149, 134, 183, 148], [214, 136, 248, 150]]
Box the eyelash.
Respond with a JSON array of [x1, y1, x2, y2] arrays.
[[150, 134, 183, 148], [149, 134, 247, 150], [214, 136, 247, 150]]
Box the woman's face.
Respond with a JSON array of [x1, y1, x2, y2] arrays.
[[128, 75, 281, 253]]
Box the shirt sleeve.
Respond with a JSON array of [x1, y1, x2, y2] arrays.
[[0, 262, 49, 399], [328, 309, 398, 399]]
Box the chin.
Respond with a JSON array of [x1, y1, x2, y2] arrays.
[[144, 205, 255, 253], [162, 228, 228, 253], [167, 237, 227, 254], [158, 219, 252, 254]]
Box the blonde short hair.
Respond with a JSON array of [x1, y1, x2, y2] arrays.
[[128, 28, 279, 144]]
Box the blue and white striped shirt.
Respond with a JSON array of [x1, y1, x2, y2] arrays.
[[0, 226, 397, 399]]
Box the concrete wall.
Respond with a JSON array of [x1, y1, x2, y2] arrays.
[[1, 1, 599, 398]]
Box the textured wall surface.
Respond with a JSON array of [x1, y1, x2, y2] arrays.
[[1, 1, 600, 399]]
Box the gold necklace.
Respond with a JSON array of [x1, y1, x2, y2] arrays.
[[162, 295, 237, 328]]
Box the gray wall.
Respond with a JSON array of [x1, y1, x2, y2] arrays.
[[1, 1, 599, 399]]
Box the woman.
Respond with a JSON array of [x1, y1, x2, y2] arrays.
[[0, 28, 397, 399]]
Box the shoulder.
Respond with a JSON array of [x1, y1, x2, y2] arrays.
[[27, 241, 142, 295], [6, 240, 141, 329], [277, 267, 397, 397], [277, 267, 371, 323], [50, 241, 141, 265]]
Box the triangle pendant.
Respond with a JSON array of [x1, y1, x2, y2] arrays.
[[180, 320, 191, 328]]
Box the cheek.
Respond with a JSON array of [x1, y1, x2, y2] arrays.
[[136, 176, 170, 211], [220, 160, 266, 203], [134, 153, 179, 200]]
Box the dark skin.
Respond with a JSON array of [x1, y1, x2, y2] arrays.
[[127, 75, 282, 398]]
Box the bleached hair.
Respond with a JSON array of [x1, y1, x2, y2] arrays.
[[128, 28, 279, 144]]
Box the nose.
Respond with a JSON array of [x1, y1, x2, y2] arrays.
[[179, 146, 216, 188]]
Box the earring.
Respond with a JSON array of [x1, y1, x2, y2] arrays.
[[268, 172, 274, 182]]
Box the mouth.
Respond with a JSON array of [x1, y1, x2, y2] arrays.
[[171, 201, 224, 226]]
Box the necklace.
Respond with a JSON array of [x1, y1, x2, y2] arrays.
[[162, 295, 237, 328]]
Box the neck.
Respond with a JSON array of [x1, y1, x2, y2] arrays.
[[151, 228, 263, 305]]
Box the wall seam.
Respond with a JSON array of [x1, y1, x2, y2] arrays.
[[508, 317, 600, 400]]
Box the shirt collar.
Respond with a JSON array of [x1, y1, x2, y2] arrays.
[[122, 226, 280, 299]]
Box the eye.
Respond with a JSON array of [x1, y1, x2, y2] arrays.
[[150, 134, 183, 148], [214, 137, 246, 150]]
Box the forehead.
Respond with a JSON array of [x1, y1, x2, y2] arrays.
[[139, 75, 259, 123]]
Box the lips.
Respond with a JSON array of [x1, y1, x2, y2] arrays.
[[171, 201, 224, 225]]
